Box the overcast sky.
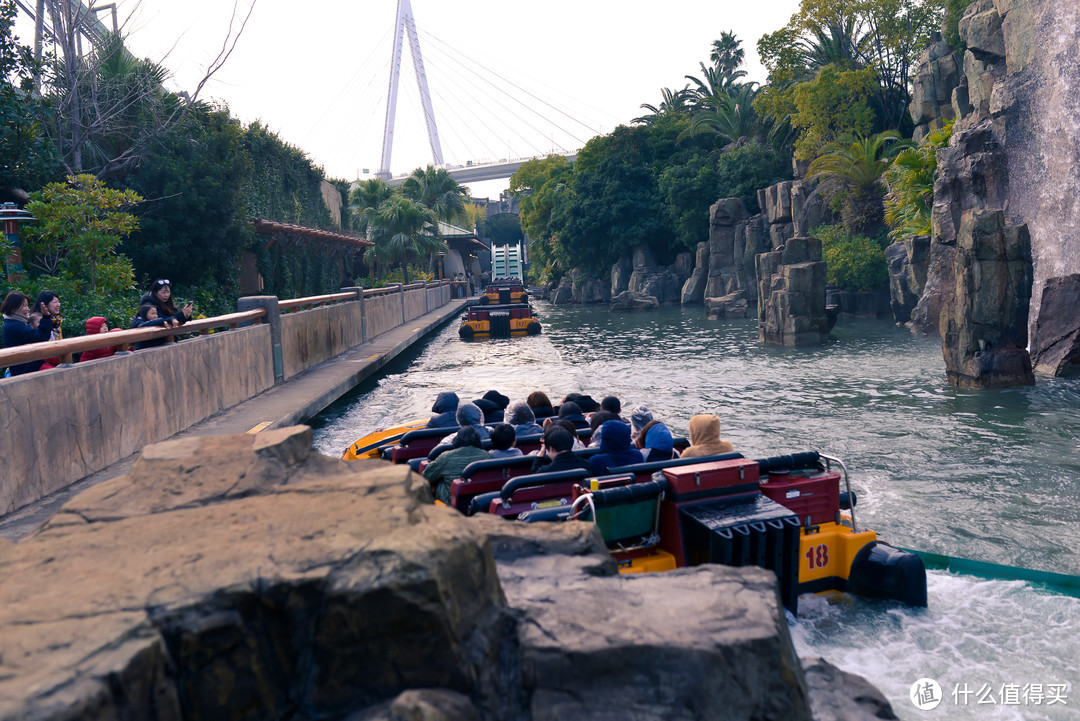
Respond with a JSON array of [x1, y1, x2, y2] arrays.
[[25, 0, 802, 196]]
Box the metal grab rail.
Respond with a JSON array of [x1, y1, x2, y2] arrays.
[[0, 309, 266, 367], [278, 291, 358, 312]]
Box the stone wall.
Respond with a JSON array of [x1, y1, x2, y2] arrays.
[[281, 301, 366, 380], [0, 325, 274, 514]]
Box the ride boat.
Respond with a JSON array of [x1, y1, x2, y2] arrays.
[[459, 303, 541, 339], [479, 279, 528, 305], [343, 407, 926, 613]]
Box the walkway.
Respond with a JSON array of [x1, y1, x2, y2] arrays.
[[0, 297, 471, 540]]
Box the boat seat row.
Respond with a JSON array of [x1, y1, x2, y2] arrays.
[[456, 451, 747, 519]]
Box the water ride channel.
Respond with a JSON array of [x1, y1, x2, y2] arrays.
[[311, 301, 1080, 720]]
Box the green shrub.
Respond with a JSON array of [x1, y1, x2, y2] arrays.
[[813, 224, 888, 292]]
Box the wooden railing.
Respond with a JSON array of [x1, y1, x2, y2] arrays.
[[278, 292, 357, 313]]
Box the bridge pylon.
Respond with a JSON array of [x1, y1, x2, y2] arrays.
[[378, 0, 443, 179]]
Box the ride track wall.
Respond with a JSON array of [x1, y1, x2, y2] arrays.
[[0, 281, 457, 516]]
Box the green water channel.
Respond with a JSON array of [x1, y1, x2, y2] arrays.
[[312, 301, 1080, 720]]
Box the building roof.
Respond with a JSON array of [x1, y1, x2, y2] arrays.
[[248, 218, 373, 248]]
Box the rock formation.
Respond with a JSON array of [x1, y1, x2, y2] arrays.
[[705, 291, 748, 320], [609, 290, 660, 312], [570, 269, 610, 304], [940, 209, 1033, 387], [680, 242, 710, 305], [756, 237, 832, 346], [885, 235, 931, 324], [0, 427, 897, 720], [1029, 274, 1080, 377], [905, 0, 1080, 382]]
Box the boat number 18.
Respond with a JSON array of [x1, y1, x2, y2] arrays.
[[805, 544, 829, 569]]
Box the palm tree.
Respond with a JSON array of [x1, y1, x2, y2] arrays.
[[684, 62, 748, 109], [633, 86, 690, 126], [678, 84, 767, 148], [808, 130, 911, 235], [350, 178, 396, 229], [361, 195, 444, 284], [400, 165, 469, 226], [709, 31, 745, 78]]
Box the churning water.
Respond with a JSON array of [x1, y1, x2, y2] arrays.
[[312, 303, 1080, 719]]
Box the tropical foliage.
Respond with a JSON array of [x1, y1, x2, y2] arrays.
[[756, 0, 944, 156], [350, 165, 463, 284], [813, 223, 889, 292], [808, 130, 909, 235], [884, 120, 952, 240]]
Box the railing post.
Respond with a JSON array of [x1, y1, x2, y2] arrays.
[[237, 295, 283, 384], [424, 282, 430, 313], [396, 283, 405, 324], [341, 285, 365, 341]]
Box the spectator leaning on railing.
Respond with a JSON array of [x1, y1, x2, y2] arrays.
[[1, 291, 56, 376]]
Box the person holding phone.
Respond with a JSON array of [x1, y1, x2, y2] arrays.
[[140, 279, 193, 329]]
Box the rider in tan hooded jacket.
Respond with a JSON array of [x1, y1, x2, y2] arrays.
[[680, 414, 735, 458]]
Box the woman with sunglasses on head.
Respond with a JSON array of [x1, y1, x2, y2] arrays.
[[142, 279, 193, 326]]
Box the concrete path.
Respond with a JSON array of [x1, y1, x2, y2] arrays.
[[0, 298, 470, 541]]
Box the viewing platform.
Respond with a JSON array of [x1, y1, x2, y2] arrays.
[[0, 281, 472, 540]]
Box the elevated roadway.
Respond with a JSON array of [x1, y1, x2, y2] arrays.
[[385, 154, 576, 187]]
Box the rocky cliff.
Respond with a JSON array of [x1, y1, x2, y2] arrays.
[[901, 0, 1080, 380], [0, 427, 896, 721]]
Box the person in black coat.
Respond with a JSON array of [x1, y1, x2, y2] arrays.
[[529, 425, 595, 475], [557, 401, 590, 430], [473, 389, 509, 424], [426, 392, 460, 429], [141, 279, 192, 328], [2, 291, 56, 375], [130, 303, 185, 349]]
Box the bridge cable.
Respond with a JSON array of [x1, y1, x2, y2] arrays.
[[417, 49, 542, 159], [423, 80, 503, 162], [419, 28, 600, 143], [416, 36, 574, 155]]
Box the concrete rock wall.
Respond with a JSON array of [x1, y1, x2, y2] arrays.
[[282, 302, 365, 380], [0, 325, 274, 514]]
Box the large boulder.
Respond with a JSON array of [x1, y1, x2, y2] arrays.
[[480, 517, 813, 721], [940, 209, 1034, 387], [681, 242, 710, 305], [610, 257, 633, 296], [885, 235, 931, 324], [609, 290, 660, 312], [756, 237, 831, 346], [0, 427, 509, 720], [705, 291, 748, 320], [1030, 274, 1080, 377], [570, 269, 611, 304], [550, 276, 574, 305]]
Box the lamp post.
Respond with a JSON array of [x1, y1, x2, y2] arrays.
[[1, 202, 35, 284]]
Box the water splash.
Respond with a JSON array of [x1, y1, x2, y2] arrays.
[[1006, 2, 1080, 339]]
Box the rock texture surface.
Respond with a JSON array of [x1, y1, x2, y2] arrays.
[[885, 235, 931, 324], [940, 209, 1033, 387], [2, 427, 884, 720], [609, 290, 660, 312], [757, 237, 831, 346], [1029, 274, 1080, 377]]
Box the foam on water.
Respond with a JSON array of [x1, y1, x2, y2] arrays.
[[792, 572, 1080, 719]]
